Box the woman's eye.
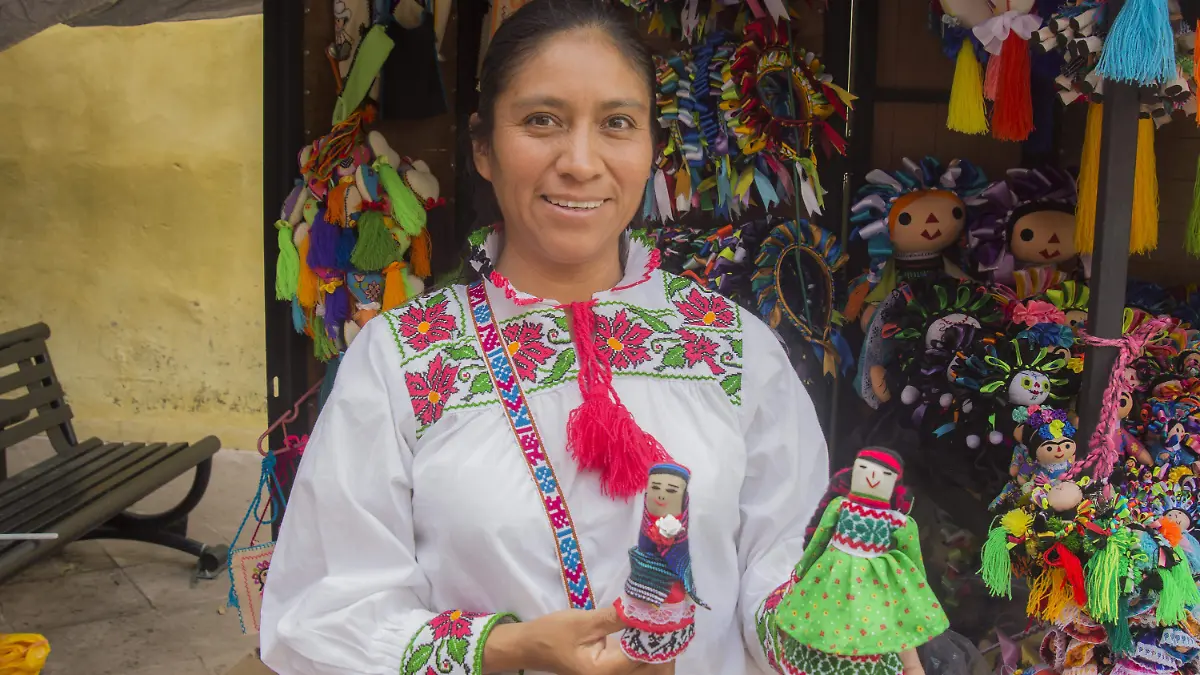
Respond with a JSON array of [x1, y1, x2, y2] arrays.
[[605, 115, 635, 130], [525, 113, 556, 128]]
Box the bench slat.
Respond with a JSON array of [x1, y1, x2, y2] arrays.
[[0, 442, 128, 508], [0, 407, 74, 451], [0, 362, 54, 396], [0, 444, 161, 526], [0, 383, 65, 422], [0, 339, 47, 370], [0, 324, 49, 351]]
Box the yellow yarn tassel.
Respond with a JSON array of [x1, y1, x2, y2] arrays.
[[1075, 102, 1103, 254], [1043, 568, 1071, 622], [382, 261, 409, 311], [1129, 117, 1159, 254], [948, 43, 989, 135], [296, 235, 319, 310], [410, 228, 432, 278], [1026, 567, 1053, 617]]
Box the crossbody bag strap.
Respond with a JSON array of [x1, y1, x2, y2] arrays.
[[465, 280, 597, 610]]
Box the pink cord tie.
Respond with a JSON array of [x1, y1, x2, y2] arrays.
[[564, 300, 669, 500]]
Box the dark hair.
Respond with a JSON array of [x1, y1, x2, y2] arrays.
[[471, 0, 656, 147]]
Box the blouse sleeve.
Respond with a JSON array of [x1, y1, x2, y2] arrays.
[[735, 318, 830, 673], [259, 317, 516, 675]]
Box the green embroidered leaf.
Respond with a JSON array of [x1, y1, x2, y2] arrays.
[[627, 306, 673, 333], [470, 371, 492, 395], [554, 314, 571, 334], [446, 343, 478, 361], [731, 339, 743, 358], [722, 373, 742, 397], [426, 291, 448, 308], [544, 348, 577, 385], [666, 276, 693, 298], [661, 345, 687, 369], [448, 636, 469, 666], [404, 643, 433, 675]]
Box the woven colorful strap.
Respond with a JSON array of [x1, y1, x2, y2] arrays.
[[465, 280, 596, 610]]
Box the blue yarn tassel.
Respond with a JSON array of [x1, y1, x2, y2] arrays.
[[335, 226, 357, 271], [291, 298, 306, 333], [1095, 0, 1177, 85]]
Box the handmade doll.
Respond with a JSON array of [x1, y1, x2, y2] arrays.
[[967, 168, 1087, 299], [1118, 390, 1154, 466], [616, 463, 706, 663], [992, 407, 1078, 510], [1140, 401, 1200, 472], [768, 448, 948, 675], [846, 157, 988, 326]]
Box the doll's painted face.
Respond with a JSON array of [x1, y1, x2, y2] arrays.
[[1064, 310, 1088, 331], [1036, 438, 1076, 466], [1009, 370, 1051, 405], [889, 190, 966, 255], [925, 313, 981, 349], [646, 473, 687, 518], [1118, 391, 1135, 419], [851, 457, 899, 501], [1181, 352, 1200, 377], [1010, 210, 1077, 264], [1165, 509, 1193, 532]]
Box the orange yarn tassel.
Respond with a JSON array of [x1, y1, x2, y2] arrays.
[[1161, 518, 1183, 547], [325, 176, 354, 226], [991, 33, 1034, 142], [382, 261, 409, 311], [984, 53, 1001, 101], [297, 235, 319, 310], [410, 228, 432, 278]]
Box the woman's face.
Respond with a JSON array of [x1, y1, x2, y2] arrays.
[[473, 29, 654, 269]]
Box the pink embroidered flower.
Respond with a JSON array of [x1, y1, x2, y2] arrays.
[[398, 300, 456, 351], [1011, 300, 1066, 327], [429, 610, 474, 640], [675, 288, 736, 328], [596, 310, 652, 369], [679, 329, 724, 375], [407, 354, 460, 426], [502, 321, 555, 382]]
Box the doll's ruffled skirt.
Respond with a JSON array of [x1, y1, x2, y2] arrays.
[[614, 592, 696, 663], [776, 638, 903, 675]]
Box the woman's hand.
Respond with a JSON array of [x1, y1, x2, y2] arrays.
[[482, 606, 673, 675]]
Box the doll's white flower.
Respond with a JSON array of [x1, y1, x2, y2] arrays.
[[656, 514, 683, 538]]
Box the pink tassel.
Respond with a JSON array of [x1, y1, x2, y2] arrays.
[[565, 301, 669, 500], [985, 54, 1001, 101], [1065, 316, 1173, 481]]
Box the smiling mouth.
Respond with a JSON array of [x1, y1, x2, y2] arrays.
[[653, 498, 667, 507], [543, 196, 607, 210], [866, 476, 880, 488], [921, 229, 942, 240], [1039, 249, 1060, 259]]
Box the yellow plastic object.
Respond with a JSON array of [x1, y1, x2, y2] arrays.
[[0, 634, 50, 675]]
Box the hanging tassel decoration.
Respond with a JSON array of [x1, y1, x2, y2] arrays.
[[351, 209, 400, 271], [980, 521, 1016, 597], [984, 53, 1002, 101], [274, 220, 300, 301], [1106, 600, 1135, 655], [290, 298, 306, 333], [1075, 102, 1104, 253], [410, 228, 432, 278], [325, 176, 354, 226], [1086, 529, 1130, 622], [306, 210, 341, 270], [311, 315, 339, 362], [992, 32, 1035, 141], [375, 158, 427, 236], [1187, 154, 1200, 257], [382, 261, 409, 311], [335, 225, 357, 272], [1129, 117, 1159, 254], [948, 41, 990, 135], [1156, 555, 1196, 625], [1095, 0, 1177, 86], [296, 235, 319, 310]]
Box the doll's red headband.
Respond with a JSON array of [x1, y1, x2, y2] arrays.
[[858, 448, 903, 477]]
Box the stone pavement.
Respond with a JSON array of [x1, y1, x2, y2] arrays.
[[1, 437, 263, 675]]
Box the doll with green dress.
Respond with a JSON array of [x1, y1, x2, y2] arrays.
[[760, 447, 949, 675]]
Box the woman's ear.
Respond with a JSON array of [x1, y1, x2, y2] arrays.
[[470, 113, 493, 183]]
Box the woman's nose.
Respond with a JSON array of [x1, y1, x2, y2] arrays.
[[555, 127, 603, 182]]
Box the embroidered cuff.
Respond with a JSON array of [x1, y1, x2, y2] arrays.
[[755, 573, 798, 675], [400, 610, 517, 675], [620, 624, 696, 663]]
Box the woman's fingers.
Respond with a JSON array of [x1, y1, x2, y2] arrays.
[[585, 605, 628, 638]]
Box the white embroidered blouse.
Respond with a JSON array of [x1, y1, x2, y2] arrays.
[[260, 230, 829, 675]]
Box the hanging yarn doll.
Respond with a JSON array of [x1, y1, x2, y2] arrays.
[[615, 463, 707, 664], [970, 0, 1041, 142], [724, 19, 854, 217], [751, 220, 855, 409], [967, 167, 1088, 299], [933, 0, 996, 134], [845, 156, 988, 327], [764, 447, 948, 675]]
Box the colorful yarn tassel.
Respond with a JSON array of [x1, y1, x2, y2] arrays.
[[1095, 0, 1177, 86], [274, 220, 299, 301], [1129, 117, 1159, 254], [324, 282, 350, 328], [296, 235, 319, 310], [948, 43, 989, 135], [291, 298, 307, 333], [410, 228, 432, 278], [375, 158, 427, 237], [991, 33, 1034, 141], [1075, 102, 1103, 253], [980, 524, 1014, 598], [1187, 154, 1200, 257], [325, 177, 354, 226], [351, 210, 399, 271], [307, 210, 341, 270], [311, 315, 339, 362], [336, 225, 357, 271], [382, 261, 409, 311]]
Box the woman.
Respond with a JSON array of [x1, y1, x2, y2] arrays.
[[259, 0, 828, 673]]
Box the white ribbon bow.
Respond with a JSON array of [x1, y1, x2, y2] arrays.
[[972, 11, 1042, 55]]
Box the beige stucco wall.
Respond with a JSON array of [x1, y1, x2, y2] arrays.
[[0, 16, 267, 450]]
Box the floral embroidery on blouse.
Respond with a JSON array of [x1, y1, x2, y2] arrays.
[[381, 270, 745, 437], [400, 610, 517, 675]]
